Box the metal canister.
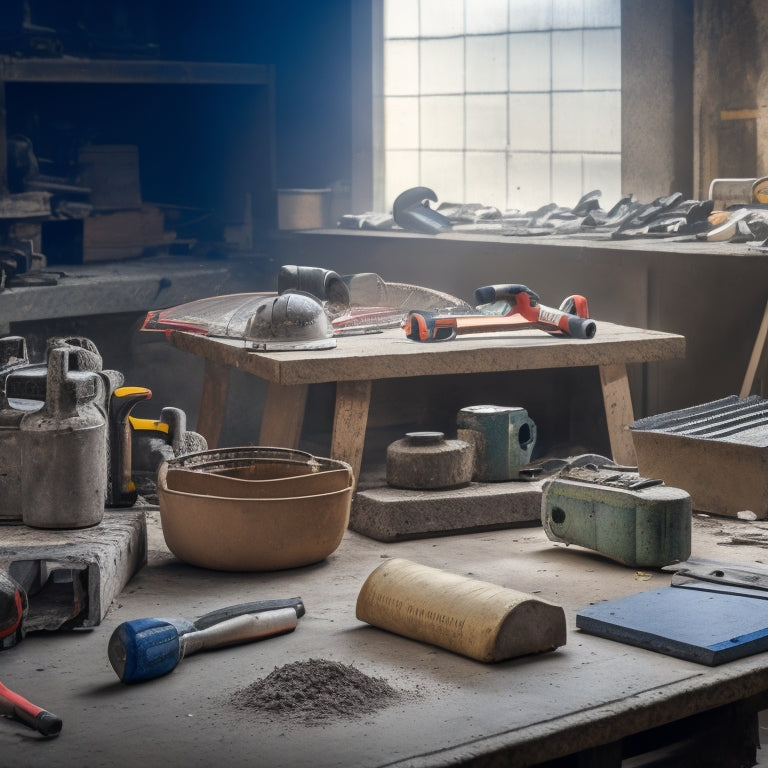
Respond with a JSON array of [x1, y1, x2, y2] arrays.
[[20, 346, 107, 529], [0, 336, 32, 521]]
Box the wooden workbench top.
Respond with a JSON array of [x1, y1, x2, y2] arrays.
[[170, 321, 685, 387]]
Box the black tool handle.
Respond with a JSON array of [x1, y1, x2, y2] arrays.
[[561, 312, 597, 339], [193, 597, 305, 630]]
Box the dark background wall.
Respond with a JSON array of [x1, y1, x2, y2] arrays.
[[621, 0, 694, 202], [157, 0, 355, 192], [10, 0, 356, 192], [692, 0, 768, 198]]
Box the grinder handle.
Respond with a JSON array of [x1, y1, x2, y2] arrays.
[[404, 311, 457, 342], [109, 386, 153, 507], [474, 284, 540, 308], [475, 284, 596, 339]]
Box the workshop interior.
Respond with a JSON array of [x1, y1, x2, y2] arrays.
[[4, 1, 768, 766]]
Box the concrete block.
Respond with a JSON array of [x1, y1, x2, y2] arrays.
[[350, 479, 545, 542], [0, 508, 147, 630]]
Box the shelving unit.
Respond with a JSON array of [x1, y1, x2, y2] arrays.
[[0, 55, 277, 261]]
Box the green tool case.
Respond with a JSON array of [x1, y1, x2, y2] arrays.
[[541, 466, 692, 568]]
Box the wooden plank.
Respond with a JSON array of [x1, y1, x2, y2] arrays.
[[721, 108, 760, 121], [331, 379, 372, 484], [0, 191, 51, 218], [599, 363, 637, 466], [78, 144, 142, 211], [259, 382, 308, 448], [196, 359, 230, 448], [741, 298, 768, 397], [82, 206, 169, 262]]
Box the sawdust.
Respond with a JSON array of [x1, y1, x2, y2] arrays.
[[229, 658, 408, 726]]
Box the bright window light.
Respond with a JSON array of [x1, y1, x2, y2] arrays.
[[381, 0, 621, 214]]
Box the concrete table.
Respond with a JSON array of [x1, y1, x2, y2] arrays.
[[2, 513, 768, 767], [169, 321, 685, 476]]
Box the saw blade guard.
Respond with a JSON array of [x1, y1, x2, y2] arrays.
[[140, 292, 335, 349], [141, 293, 275, 337]]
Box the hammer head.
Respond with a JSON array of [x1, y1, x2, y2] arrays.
[[108, 618, 183, 684]]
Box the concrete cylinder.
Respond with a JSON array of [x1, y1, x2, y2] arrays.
[[386, 432, 474, 490], [356, 558, 566, 662]]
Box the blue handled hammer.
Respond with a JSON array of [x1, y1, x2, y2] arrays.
[[108, 598, 304, 684]]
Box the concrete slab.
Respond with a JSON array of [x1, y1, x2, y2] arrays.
[[0, 508, 147, 630], [350, 479, 546, 541]]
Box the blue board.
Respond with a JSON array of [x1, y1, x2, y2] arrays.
[[576, 587, 768, 665]]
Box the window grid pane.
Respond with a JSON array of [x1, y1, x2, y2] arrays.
[[382, 0, 621, 213]]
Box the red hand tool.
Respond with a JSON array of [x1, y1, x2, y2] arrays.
[[474, 284, 596, 338], [405, 284, 595, 342], [0, 681, 62, 736]]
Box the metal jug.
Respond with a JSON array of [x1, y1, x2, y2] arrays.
[[20, 345, 107, 529], [0, 336, 30, 521]]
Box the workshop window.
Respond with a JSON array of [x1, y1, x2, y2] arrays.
[[381, 0, 622, 213]]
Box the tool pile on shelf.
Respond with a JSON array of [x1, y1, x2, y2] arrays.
[[339, 184, 768, 247]]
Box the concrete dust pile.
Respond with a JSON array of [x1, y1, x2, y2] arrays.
[[230, 658, 406, 725]]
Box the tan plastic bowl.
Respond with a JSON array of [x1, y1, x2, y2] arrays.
[[157, 448, 354, 572], [168, 446, 341, 477], [165, 467, 352, 499]]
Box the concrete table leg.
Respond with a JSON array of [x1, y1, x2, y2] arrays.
[[331, 379, 372, 485], [196, 358, 230, 448], [599, 363, 637, 466], [259, 381, 309, 449]]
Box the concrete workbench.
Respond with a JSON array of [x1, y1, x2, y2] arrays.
[[0, 253, 271, 432], [0, 255, 254, 335], [2, 512, 768, 767]]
